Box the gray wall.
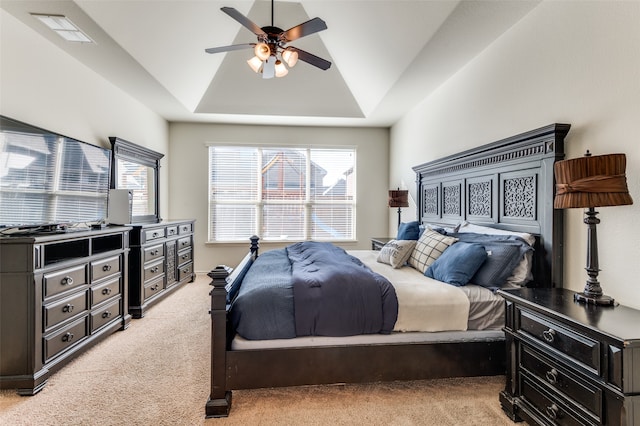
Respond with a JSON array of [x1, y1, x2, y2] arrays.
[[168, 122, 389, 271]]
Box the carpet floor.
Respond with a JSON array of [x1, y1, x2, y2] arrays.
[[0, 274, 516, 425]]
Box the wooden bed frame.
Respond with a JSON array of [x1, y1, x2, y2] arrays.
[[205, 123, 571, 418]]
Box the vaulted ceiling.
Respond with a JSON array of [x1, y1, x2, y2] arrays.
[[1, 1, 540, 127]]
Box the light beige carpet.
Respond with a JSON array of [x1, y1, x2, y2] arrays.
[[0, 275, 516, 425]]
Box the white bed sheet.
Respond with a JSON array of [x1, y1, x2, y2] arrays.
[[349, 250, 470, 333]]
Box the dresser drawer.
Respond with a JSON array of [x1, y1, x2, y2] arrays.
[[166, 226, 178, 238], [91, 276, 121, 307], [518, 308, 600, 374], [519, 373, 598, 426], [143, 259, 165, 282], [44, 264, 87, 299], [178, 223, 192, 234], [90, 298, 121, 332], [144, 228, 165, 242], [91, 255, 121, 282], [44, 291, 89, 331], [144, 277, 164, 301], [521, 345, 602, 419], [177, 248, 192, 266], [178, 262, 193, 282], [44, 315, 88, 362], [177, 236, 191, 251], [143, 243, 164, 262]]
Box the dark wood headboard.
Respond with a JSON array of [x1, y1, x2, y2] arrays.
[[412, 124, 571, 289]]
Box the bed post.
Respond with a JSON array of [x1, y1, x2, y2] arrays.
[[205, 265, 232, 418]]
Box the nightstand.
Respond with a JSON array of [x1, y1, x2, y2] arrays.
[[371, 237, 392, 251], [497, 287, 640, 426]]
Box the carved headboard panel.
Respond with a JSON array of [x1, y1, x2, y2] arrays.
[[412, 124, 571, 288]]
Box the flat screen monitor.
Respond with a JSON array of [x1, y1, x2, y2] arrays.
[[0, 115, 111, 231]]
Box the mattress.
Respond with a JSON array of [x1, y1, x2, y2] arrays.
[[350, 250, 505, 331], [231, 250, 506, 350]]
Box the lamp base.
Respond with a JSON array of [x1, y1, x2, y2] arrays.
[[574, 292, 616, 306]]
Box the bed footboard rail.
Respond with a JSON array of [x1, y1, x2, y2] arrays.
[[205, 236, 259, 418]]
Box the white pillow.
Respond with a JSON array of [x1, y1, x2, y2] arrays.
[[408, 230, 458, 274], [457, 221, 534, 286], [458, 221, 535, 245], [377, 240, 417, 268]]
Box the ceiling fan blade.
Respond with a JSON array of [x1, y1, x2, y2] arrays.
[[221, 7, 267, 37], [205, 43, 255, 54], [288, 47, 331, 70], [281, 17, 327, 43]]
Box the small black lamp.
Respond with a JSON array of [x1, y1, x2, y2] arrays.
[[388, 188, 409, 228]]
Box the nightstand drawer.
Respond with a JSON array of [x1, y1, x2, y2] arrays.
[[521, 345, 602, 419], [518, 308, 600, 374], [519, 373, 598, 426]]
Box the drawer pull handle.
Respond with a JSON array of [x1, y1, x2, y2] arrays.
[[62, 332, 74, 342], [61, 276, 74, 286], [102, 288, 113, 295], [151, 250, 159, 256], [102, 264, 112, 272], [181, 255, 188, 260], [181, 241, 188, 247], [151, 284, 159, 291], [151, 267, 159, 273], [169, 229, 175, 235], [545, 403, 560, 420], [62, 304, 74, 313], [542, 328, 556, 343], [153, 232, 159, 237], [545, 368, 558, 384], [102, 311, 112, 319]]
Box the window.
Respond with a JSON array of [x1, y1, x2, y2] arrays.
[[208, 146, 356, 242]]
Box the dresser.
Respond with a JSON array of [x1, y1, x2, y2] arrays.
[[0, 227, 131, 395], [127, 220, 195, 318], [371, 237, 393, 251], [498, 288, 640, 426]]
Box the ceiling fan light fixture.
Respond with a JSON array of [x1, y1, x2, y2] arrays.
[[274, 60, 288, 78], [254, 43, 271, 61], [247, 56, 263, 73], [282, 49, 298, 68]]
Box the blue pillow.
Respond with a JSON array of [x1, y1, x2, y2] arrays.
[[397, 221, 420, 240], [438, 232, 533, 289], [425, 242, 487, 286]]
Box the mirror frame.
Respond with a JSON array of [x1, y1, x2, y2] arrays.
[[109, 137, 164, 224]]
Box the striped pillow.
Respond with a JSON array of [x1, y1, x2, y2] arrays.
[[408, 230, 458, 274]]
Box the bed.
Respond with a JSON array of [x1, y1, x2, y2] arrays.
[[205, 123, 571, 417]]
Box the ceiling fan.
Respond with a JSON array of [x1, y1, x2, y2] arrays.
[[205, 1, 331, 78]]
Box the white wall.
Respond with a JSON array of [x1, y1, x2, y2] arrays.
[[390, 1, 640, 309], [0, 10, 170, 218], [168, 122, 389, 271]]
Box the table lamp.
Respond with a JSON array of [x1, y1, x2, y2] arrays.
[[554, 151, 633, 305]]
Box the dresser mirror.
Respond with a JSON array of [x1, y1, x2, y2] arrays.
[[109, 137, 164, 224]]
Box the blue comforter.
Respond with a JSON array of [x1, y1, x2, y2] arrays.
[[230, 241, 398, 340]]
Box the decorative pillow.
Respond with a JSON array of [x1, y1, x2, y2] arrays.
[[425, 242, 487, 286], [457, 221, 535, 245], [408, 230, 458, 274], [377, 239, 417, 268], [397, 221, 420, 240], [454, 222, 536, 286], [437, 232, 534, 289], [419, 222, 461, 239]]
